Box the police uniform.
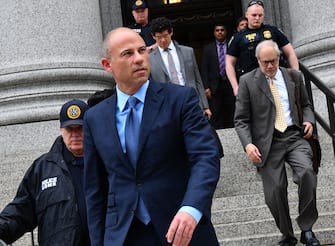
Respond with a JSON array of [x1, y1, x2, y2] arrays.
[[0, 100, 90, 246], [129, 0, 155, 46], [227, 24, 289, 76], [128, 22, 155, 46]]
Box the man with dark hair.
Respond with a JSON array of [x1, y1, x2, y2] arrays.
[[201, 23, 234, 129], [149, 17, 211, 118], [0, 100, 90, 246]]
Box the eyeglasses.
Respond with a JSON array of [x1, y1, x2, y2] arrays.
[[259, 58, 279, 66], [153, 33, 171, 40], [248, 0, 264, 7]]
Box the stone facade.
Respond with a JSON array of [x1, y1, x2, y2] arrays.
[[0, 0, 334, 244]]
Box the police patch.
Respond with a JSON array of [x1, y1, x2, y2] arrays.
[[263, 30, 272, 39], [67, 105, 81, 119], [135, 0, 143, 6], [41, 177, 58, 191]]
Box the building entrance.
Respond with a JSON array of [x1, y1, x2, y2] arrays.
[[121, 0, 242, 63]]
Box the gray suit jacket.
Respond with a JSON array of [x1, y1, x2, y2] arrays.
[[234, 67, 315, 166], [149, 41, 209, 109]]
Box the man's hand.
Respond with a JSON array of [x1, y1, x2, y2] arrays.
[[204, 88, 211, 99], [204, 108, 212, 120], [166, 211, 197, 246], [302, 121, 313, 139], [245, 143, 262, 163]]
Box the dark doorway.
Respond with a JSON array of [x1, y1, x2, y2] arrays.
[[122, 0, 242, 64]]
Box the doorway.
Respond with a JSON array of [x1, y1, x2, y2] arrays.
[[122, 0, 242, 64]]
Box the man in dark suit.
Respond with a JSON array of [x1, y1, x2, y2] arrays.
[[149, 17, 211, 118], [83, 27, 220, 246], [234, 40, 320, 246], [201, 23, 235, 129]]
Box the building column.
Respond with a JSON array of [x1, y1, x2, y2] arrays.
[[0, 0, 121, 126], [288, 0, 335, 87]]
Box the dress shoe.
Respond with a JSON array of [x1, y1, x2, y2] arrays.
[[279, 236, 297, 246], [300, 230, 320, 246]]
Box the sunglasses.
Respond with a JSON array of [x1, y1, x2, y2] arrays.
[[248, 0, 264, 7]]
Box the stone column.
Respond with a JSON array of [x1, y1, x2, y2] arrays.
[[0, 0, 120, 126], [0, 2, 122, 243], [288, 0, 335, 87]]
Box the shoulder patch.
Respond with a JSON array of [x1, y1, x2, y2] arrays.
[[41, 177, 58, 191]]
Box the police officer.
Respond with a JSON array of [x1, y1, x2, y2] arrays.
[[128, 0, 157, 51], [226, 0, 299, 96], [0, 99, 90, 246]]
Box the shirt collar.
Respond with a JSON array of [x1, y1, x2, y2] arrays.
[[216, 40, 226, 46], [116, 80, 149, 112], [266, 69, 283, 82], [158, 41, 176, 54]]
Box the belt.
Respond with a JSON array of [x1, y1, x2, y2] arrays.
[[273, 125, 300, 137]]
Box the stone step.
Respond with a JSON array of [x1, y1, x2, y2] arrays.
[[212, 186, 335, 211], [214, 211, 335, 239], [214, 173, 335, 197], [212, 197, 335, 225], [218, 227, 335, 246]]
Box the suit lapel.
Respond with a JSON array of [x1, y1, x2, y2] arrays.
[[108, 94, 134, 172], [281, 68, 297, 114], [152, 48, 170, 78], [175, 43, 186, 82], [213, 42, 219, 68], [254, 68, 274, 104], [137, 81, 164, 164]]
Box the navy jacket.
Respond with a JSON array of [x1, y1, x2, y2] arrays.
[[0, 137, 90, 246], [84, 80, 220, 245]]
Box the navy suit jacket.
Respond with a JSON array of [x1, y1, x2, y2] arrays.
[[84, 80, 220, 245]]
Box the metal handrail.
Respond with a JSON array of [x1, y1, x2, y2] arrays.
[[299, 62, 335, 156]]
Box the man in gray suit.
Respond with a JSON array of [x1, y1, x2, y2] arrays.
[[149, 17, 211, 117], [234, 40, 320, 246]]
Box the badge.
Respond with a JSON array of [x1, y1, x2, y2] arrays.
[[67, 105, 81, 119], [246, 33, 257, 42], [135, 0, 143, 6], [263, 30, 272, 39]]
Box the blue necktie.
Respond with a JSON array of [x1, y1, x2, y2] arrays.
[[124, 96, 150, 224], [125, 96, 140, 167]]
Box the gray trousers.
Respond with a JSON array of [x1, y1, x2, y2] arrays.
[[258, 129, 318, 239]]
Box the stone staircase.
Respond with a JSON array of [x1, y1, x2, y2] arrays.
[[213, 128, 335, 245], [1, 121, 334, 245]]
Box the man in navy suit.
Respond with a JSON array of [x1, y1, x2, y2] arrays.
[[83, 27, 220, 246]]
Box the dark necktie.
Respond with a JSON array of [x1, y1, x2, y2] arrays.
[[218, 42, 226, 76], [165, 48, 180, 84], [124, 96, 150, 224]]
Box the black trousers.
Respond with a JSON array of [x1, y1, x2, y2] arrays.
[[209, 78, 235, 129]]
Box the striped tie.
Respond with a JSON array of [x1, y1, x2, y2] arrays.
[[269, 78, 287, 132], [218, 42, 226, 76], [165, 48, 180, 84]]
